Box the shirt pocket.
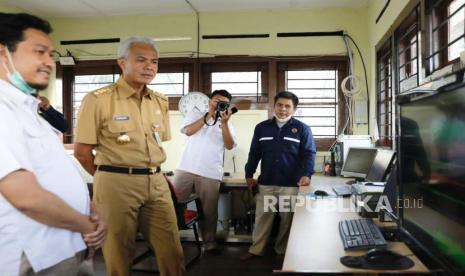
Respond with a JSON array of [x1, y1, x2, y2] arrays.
[[151, 114, 166, 133], [102, 119, 136, 138], [259, 137, 275, 155], [283, 136, 301, 153], [149, 113, 164, 139], [23, 123, 50, 161]]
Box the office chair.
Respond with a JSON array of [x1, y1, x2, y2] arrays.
[[132, 175, 204, 272]]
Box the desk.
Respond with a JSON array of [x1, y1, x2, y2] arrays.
[[221, 173, 247, 189], [217, 174, 254, 242], [279, 175, 428, 274]]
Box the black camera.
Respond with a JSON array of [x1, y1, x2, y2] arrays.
[[216, 101, 230, 112]]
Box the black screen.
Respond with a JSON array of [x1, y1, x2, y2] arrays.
[[366, 149, 396, 182], [399, 84, 465, 272]]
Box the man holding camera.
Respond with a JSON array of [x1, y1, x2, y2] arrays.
[[174, 89, 237, 254]]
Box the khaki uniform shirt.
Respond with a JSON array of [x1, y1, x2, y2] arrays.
[[75, 77, 171, 167]]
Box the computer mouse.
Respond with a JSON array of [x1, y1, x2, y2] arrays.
[[345, 180, 357, 185], [365, 248, 405, 266], [314, 190, 329, 196]]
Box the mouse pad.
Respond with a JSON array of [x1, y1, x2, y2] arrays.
[[340, 255, 414, 270]]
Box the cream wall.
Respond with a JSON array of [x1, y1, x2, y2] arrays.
[[45, 7, 375, 173], [163, 110, 268, 173], [4, 3, 408, 173], [164, 110, 330, 174], [367, 0, 411, 136], [45, 7, 372, 136], [0, 4, 25, 12], [47, 8, 370, 58]]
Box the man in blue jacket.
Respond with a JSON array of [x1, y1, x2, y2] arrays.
[[241, 91, 316, 260], [37, 95, 68, 133]]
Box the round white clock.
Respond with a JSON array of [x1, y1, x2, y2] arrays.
[[178, 92, 209, 116]]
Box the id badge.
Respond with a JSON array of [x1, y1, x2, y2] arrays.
[[153, 131, 163, 146]]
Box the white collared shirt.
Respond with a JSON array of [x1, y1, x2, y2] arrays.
[[177, 111, 237, 180], [0, 80, 90, 275]]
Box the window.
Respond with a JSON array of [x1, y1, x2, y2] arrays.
[[147, 72, 189, 97], [395, 5, 420, 93], [426, 0, 465, 74], [202, 61, 268, 103], [61, 57, 345, 144], [277, 60, 347, 150], [285, 70, 339, 139], [376, 39, 394, 148], [211, 72, 262, 97], [448, 0, 465, 59]]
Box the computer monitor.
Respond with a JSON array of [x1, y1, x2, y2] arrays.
[[366, 149, 396, 182], [379, 163, 399, 222], [340, 147, 377, 179], [399, 82, 465, 274]]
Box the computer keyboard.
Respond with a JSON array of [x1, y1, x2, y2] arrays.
[[333, 185, 354, 197], [339, 218, 387, 250]]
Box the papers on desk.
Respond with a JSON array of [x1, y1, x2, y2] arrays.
[[352, 182, 385, 194]]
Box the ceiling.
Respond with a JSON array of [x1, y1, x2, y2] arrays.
[[0, 0, 370, 18]]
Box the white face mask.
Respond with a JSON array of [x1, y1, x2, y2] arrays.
[[2, 48, 36, 95], [274, 112, 292, 123]]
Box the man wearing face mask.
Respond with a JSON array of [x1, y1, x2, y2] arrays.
[[241, 91, 316, 260], [0, 12, 106, 275]]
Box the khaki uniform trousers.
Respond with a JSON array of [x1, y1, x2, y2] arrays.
[[249, 185, 299, 256], [93, 171, 185, 276], [173, 170, 221, 250]]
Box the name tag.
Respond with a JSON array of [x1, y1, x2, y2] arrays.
[[113, 115, 130, 121]]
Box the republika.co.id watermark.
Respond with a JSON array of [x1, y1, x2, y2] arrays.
[[262, 194, 423, 213]]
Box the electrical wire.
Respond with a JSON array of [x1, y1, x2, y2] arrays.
[[185, 0, 201, 85], [341, 35, 355, 136], [344, 34, 370, 134]]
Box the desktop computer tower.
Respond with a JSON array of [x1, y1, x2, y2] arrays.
[[332, 135, 372, 176]]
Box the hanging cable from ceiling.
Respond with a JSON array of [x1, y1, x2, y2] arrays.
[[343, 33, 370, 135], [185, 0, 200, 89], [185, 0, 200, 58]]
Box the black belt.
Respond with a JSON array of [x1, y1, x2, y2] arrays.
[[97, 165, 161, 175]]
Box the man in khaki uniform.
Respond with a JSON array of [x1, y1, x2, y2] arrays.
[[74, 37, 185, 276]]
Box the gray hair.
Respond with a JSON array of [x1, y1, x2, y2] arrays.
[[117, 36, 159, 59]]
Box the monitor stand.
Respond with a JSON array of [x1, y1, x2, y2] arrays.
[[379, 227, 402, 242]]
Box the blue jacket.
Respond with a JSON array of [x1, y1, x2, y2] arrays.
[[245, 117, 316, 187], [40, 106, 68, 133]]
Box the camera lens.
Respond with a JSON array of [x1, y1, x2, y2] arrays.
[[217, 101, 230, 112]]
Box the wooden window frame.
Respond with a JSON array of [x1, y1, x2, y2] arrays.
[[425, 0, 465, 75], [276, 57, 348, 151], [59, 56, 347, 145], [199, 57, 270, 110], [376, 38, 394, 149], [395, 4, 421, 94]]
